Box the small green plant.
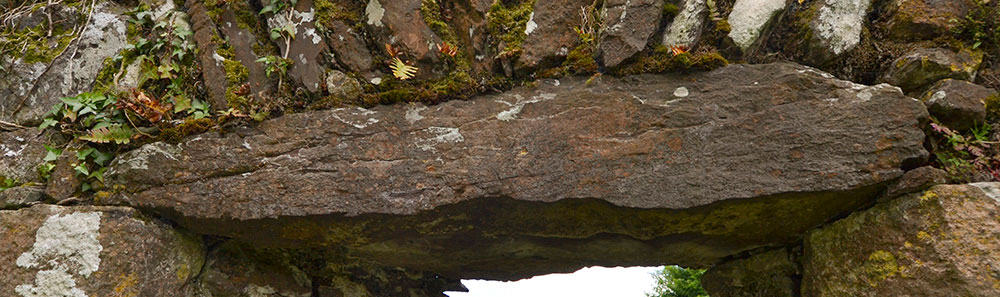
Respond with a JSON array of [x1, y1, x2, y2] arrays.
[[930, 121, 1000, 182], [71, 146, 114, 192], [0, 176, 16, 191], [41, 92, 136, 144], [951, 0, 999, 50], [648, 266, 709, 297], [258, 0, 301, 89], [36, 144, 61, 182], [257, 55, 292, 79], [113, 3, 208, 118]]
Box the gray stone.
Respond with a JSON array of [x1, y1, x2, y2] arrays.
[[0, 128, 49, 184], [107, 63, 927, 280], [662, 0, 708, 47], [598, 0, 663, 67], [520, 0, 594, 69], [0, 185, 45, 208], [884, 166, 948, 198], [327, 20, 377, 79], [193, 242, 312, 297], [326, 70, 363, 99], [728, 0, 787, 51], [882, 47, 983, 92], [0, 205, 204, 297], [803, 183, 1000, 297], [271, 0, 328, 93], [920, 79, 994, 130], [885, 0, 974, 41], [0, 2, 128, 125], [702, 248, 800, 297], [805, 0, 873, 63]]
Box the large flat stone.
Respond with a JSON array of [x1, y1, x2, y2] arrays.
[[0, 205, 204, 297], [802, 183, 1000, 296], [107, 63, 927, 279]]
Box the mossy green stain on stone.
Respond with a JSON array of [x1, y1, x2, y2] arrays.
[[863, 250, 901, 287], [487, 0, 537, 55]]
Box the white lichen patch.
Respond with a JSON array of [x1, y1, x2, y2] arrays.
[[810, 0, 872, 56], [414, 127, 465, 151], [673, 87, 690, 97], [111, 142, 181, 172], [304, 28, 322, 44], [405, 105, 427, 124], [497, 93, 556, 121], [662, 0, 707, 47], [728, 0, 785, 50], [267, 8, 316, 40], [366, 0, 385, 26], [15, 211, 104, 297], [1, 142, 27, 157], [928, 90, 947, 104], [524, 12, 537, 35], [329, 107, 380, 129], [16, 269, 88, 297]]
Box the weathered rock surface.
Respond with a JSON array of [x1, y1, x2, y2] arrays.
[[0, 1, 128, 125], [728, 0, 786, 51], [192, 242, 312, 297], [187, 0, 230, 111], [273, 0, 329, 93], [920, 79, 994, 130], [218, 9, 271, 99], [884, 166, 947, 199], [106, 63, 927, 279], [0, 185, 45, 208], [885, 0, 973, 41], [0, 128, 49, 184], [802, 183, 1000, 297], [327, 20, 377, 80], [882, 47, 983, 92], [804, 0, 872, 63], [662, 0, 707, 47], [520, 0, 593, 68], [598, 0, 663, 67], [368, 0, 442, 62], [702, 248, 800, 297], [0, 205, 204, 296]]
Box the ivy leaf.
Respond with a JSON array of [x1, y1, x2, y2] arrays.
[[74, 163, 90, 176], [43, 145, 62, 162], [39, 118, 58, 130]]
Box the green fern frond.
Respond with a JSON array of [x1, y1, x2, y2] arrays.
[[79, 125, 135, 144]]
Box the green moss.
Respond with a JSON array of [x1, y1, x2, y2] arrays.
[[662, 3, 680, 18], [223, 59, 249, 83], [714, 19, 731, 34], [614, 46, 729, 75], [985, 93, 1000, 120], [486, 0, 536, 56], [565, 45, 599, 74], [863, 250, 901, 287], [315, 0, 360, 30], [92, 57, 125, 96], [157, 118, 216, 143], [421, 0, 459, 45]]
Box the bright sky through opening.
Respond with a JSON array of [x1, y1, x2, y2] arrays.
[[445, 266, 664, 297]]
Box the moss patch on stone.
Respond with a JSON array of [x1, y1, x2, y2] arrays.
[[486, 0, 536, 57], [863, 250, 902, 287], [613, 46, 729, 75]]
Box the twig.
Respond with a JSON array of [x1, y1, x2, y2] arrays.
[[0, 119, 27, 130]]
